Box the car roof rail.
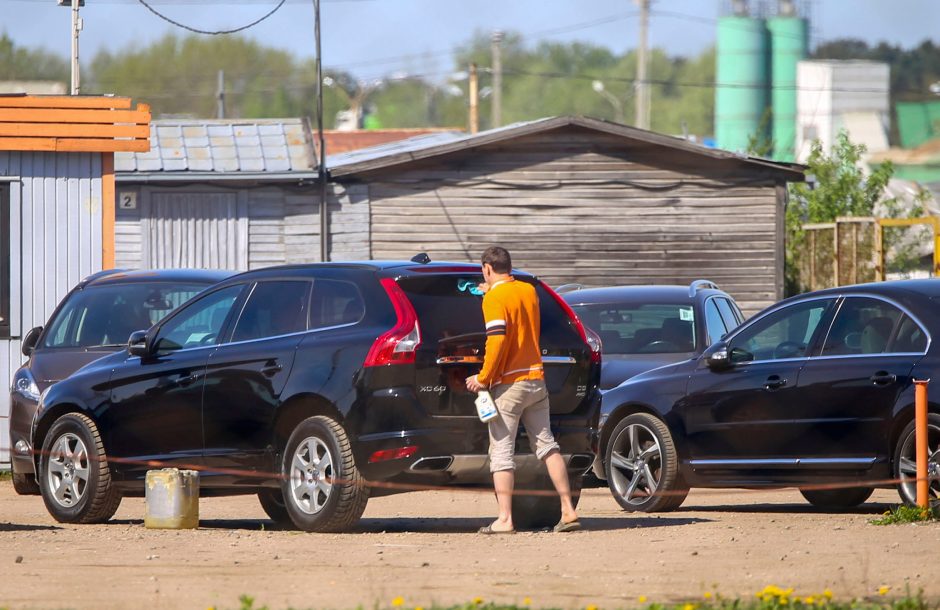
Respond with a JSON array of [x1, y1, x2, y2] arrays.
[[688, 279, 719, 297], [555, 283, 586, 294]]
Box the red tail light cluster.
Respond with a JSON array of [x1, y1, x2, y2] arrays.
[[364, 278, 422, 367]]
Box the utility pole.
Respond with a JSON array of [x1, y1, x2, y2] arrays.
[[216, 70, 225, 119], [634, 0, 651, 130], [469, 63, 479, 134], [67, 0, 83, 94], [490, 30, 503, 128], [313, 0, 329, 262]]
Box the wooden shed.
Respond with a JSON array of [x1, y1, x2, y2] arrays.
[[0, 95, 150, 465], [114, 118, 368, 270], [328, 116, 805, 314]]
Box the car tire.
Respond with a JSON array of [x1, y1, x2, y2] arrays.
[[605, 412, 688, 512], [12, 472, 40, 496], [799, 487, 874, 509], [38, 413, 122, 524], [280, 416, 369, 532], [257, 488, 294, 527], [511, 474, 582, 530], [893, 413, 940, 506]]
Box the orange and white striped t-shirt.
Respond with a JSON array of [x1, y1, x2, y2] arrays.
[[477, 278, 544, 387]]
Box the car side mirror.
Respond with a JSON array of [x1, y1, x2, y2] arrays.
[[21, 326, 43, 357], [127, 330, 152, 358], [703, 341, 731, 371]]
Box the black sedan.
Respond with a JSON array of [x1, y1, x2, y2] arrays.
[[599, 279, 940, 512]]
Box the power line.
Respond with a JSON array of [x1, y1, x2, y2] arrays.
[[135, 0, 287, 34]]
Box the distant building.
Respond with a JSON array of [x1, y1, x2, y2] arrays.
[[0, 81, 67, 95], [795, 60, 891, 162]]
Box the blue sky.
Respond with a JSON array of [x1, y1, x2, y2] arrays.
[[4, 0, 939, 81]]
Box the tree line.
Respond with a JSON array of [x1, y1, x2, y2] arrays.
[[2, 32, 938, 139]]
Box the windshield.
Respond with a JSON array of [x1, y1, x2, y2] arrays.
[[43, 283, 209, 349], [571, 303, 696, 355]]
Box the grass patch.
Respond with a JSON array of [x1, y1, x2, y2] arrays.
[[226, 588, 934, 610], [870, 504, 939, 525], [0, 470, 11, 481]]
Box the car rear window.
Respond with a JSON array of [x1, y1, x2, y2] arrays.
[[570, 303, 696, 355], [396, 275, 581, 347], [43, 283, 208, 348]]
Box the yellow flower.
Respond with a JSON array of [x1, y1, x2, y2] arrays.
[[523, 598, 532, 606], [639, 596, 648, 604], [683, 603, 696, 610], [823, 590, 833, 600], [473, 597, 484, 605], [416, 606, 424, 610], [804, 597, 816, 605], [392, 597, 405, 607], [878, 586, 890, 596], [781, 599, 788, 606], [586, 605, 599, 610], [704, 592, 713, 600]]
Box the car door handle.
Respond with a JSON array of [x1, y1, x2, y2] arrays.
[[764, 375, 787, 390], [261, 362, 283, 377], [177, 372, 200, 387], [870, 372, 897, 386]]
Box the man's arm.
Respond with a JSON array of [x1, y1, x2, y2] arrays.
[[475, 295, 509, 387]]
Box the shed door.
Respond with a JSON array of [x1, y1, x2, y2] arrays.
[[144, 192, 248, 270]]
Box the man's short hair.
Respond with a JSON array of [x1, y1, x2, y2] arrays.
[[481, 246, 512, 274]]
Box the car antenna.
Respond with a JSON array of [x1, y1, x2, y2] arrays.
[[410, 252, 431, 264]]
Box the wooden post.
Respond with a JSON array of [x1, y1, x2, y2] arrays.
[[101, 153, 115, 269], [874, 220, 885, 281], [469, 63, 479, 135], [914, 379, 929, 509]]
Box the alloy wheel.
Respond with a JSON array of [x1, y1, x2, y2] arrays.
[[46, 432, 89, 508], [897, 421, 940, 504], [289, 436, 335, 515], [609, 423, 663, 506]]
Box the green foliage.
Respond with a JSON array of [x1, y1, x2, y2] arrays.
[[785, 131, 899, 294], [0, 33, 69, 83], [870, 504, 939, 525], [0, 471, 11, 481], [746, 108, 775, 157], [238, 593, 270, 610]]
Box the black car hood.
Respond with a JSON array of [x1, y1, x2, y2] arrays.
[[601, 353, 693, 390], [29, 347, 124, 390]]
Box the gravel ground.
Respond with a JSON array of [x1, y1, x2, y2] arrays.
[[0, 479, 938, 610]]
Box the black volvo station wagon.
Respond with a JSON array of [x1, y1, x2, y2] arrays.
[[31, 260, 601, 532]]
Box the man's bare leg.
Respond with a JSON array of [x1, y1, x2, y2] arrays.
[[489, 470, 515, 531], [544, 450, 578, 523]]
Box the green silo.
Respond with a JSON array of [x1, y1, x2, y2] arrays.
[[767, 12, 808, 161], [715, 14, 769, 153]]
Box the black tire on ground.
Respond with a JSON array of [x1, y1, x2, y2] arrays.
[[279, 416, 369, 532], [511, 474, 583, 530], [38, 412, 122, 524], [799, 487, 874, 509], [257, 488, 294, 527], [893, 412, 940, 506], [11, 472, 40, 496], [604, 412, 688, 513]]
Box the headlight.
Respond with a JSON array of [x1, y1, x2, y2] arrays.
[[12, 368, 40, 402]]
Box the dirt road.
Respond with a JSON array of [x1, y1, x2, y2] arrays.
[[0, 480, 938, 610]]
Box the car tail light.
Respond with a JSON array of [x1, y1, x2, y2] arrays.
[[364, 278, 422, 367], [542, 282, 600, 363], [584, 326, 603, 365], [369, 445, 419, 463]]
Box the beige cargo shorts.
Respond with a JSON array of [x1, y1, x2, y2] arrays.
[[487, 379, 561, 472]]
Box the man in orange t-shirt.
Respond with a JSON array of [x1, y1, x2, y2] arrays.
[[466, 246, 580, 534]]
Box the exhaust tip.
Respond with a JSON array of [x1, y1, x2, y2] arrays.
[[567, 454, 593, 474], [410, 456, 454, 472]]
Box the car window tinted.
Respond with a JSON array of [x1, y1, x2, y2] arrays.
[[42, 283, 208, 349], [155, 285, 243, 352], [821, 297, 904, 356], [571, 303, 696, 355], [310, 279, 365, 329], [397, 276, 582, 349], [893, 314, 928, 353], [704, 299, 728, 346], [715, 298, 743, 330], [231, 281, 311, 342], [731, 299, 831, 363]]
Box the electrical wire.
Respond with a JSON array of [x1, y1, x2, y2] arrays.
[[135, 0, 287, 34]]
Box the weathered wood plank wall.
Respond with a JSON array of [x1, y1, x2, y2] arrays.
[[362, 129, 784, 315]]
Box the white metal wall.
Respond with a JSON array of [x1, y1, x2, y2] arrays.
[[0, 151, 103, 466]]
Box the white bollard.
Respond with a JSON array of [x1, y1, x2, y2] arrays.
[[144, 468, 199, 529]]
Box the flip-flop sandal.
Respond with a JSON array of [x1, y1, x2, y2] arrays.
[[478, 524, 516, 535], [553, 519, 582, 533]]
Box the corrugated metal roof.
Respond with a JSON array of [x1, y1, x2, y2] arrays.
[[116, 118, 315, 175]]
